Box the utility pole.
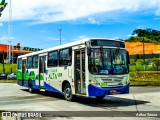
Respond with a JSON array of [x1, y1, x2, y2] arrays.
[[8, 0, 12, 64], [57, 29, 62, 45], [3, 50, 5, 73], [142, 37, 145, 71]]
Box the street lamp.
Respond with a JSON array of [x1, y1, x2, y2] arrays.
[[57, 29, 62, 45]]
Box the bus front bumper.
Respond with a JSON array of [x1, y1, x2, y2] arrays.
[[88, 83, 130, 97]]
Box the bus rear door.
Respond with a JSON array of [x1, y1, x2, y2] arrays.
[[22, 59, 26, 86], [39, 55, 47, 88]]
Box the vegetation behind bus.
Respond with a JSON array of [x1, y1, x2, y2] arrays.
[[0, 58, 160, 86], [0, 64, 17, 73]]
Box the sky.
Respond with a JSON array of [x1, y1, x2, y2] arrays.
[[0, 0, 160, 49]]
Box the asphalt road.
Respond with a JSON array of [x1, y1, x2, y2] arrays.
[[0, 83, 160, 120]]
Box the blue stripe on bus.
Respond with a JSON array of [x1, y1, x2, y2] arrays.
[[43, 82, 61, 93], [88, 83, 130, 97], [17, 80, 61, 93], [17, 80, 23, 86]]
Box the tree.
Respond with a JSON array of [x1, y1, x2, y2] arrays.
[[127, 28, 160, 44], [0, 0, 7, 17]]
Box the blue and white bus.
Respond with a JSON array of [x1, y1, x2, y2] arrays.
[[17, 38, 130, 101]]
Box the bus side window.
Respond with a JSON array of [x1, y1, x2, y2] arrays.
[[33, 55, 38, 68], [48, 51, 58, 67], [27, 56, 32, 69], [17, 58, 22, 69], [59, 48, 72, 66]]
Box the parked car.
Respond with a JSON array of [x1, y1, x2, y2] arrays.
[[7, 73, 17, 80], [0, 73, 7, 80]]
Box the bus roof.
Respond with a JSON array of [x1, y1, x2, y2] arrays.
[[18, 38, 124, 58]]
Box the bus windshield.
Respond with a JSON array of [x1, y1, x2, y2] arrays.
[[89, 48, 129, 75]]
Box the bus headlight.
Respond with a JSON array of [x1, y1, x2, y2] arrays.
[[123, 76, 129, 84], [89, 80, 99, 86]]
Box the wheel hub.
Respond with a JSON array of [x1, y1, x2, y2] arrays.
[[66, 88, 71, 97]]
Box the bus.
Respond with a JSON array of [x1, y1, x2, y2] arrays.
[[17, 38, 130, 101]]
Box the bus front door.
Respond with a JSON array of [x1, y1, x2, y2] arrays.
[[75, 49, 86, 95], [22, 59, 26, 86], [39, 56, 46, 88]]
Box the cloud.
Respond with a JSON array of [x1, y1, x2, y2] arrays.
[[155, 9, 160, 16], [76, 35, 89, 40], [47, 37, 66, 41], [39, 29, 49, 33], [47, 37, 60, 41], [127, 34, 137, 37], [0, 36, 15, 44], [0, 36, 8, 42], [87, 17, 99, 24], [0, 23, 3, 27], [1, 0, 160, 24], [137, 25, 144, 29]]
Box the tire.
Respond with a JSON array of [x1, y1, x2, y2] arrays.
[[64, 83, 73, 101], [28, 81, 34, 93], [96, 96, 105, 100]]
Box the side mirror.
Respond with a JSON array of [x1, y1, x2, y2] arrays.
[[127, 51, 130, 64]]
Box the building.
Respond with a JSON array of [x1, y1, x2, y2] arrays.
[[0, 43, 43, 63]]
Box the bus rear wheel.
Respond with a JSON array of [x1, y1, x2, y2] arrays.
[[64, 83, 73, 101], [28, 81, 34, 93]]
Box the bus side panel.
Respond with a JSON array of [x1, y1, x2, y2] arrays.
[[17, 70, 30, 88], [46, 66, 73, 93], [17, 70, 23, 86]]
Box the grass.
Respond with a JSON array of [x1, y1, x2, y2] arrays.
[[130, 80, 160, 86], [0, 110, 5, 120], [130, 71, 160, 86], [0, 79, 17, 83], [0, 64, 17, 73]]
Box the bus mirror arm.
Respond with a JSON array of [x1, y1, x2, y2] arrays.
[[87, 47, 91, 56]]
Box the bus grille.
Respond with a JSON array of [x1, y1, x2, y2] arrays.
[[101, 77, 123, 83]]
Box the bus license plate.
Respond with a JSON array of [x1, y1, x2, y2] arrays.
[[110, 90, 117, 94]]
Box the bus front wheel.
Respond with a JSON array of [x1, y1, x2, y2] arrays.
[[96, 96, 105, 100], [64, 83, 73, 101]]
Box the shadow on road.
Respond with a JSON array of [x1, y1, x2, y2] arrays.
[[20, 89, 64, 100], [20, 88, 149, 108], [73, 96, 149, 108]]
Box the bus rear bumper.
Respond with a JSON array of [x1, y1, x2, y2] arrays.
[[88, 83, 130, 97]]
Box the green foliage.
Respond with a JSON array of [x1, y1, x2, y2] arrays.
[[126, 28, 160, 44], [151, 58, 160, 71], [129, 58, 160, 71], [140, 61, 149, 65]]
